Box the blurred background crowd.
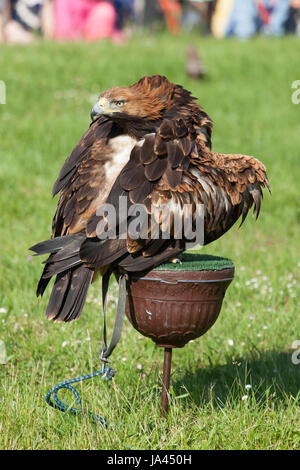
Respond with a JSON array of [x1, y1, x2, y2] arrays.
[[0, 0, 299, 44]]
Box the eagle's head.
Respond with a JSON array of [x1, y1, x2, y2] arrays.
[[91, 75, 194, 124]]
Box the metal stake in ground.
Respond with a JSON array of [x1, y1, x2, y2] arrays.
[[161, 347, 173, 415]]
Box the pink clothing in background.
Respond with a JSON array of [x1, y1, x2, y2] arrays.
[[84, 2, 117, 41], [54, 0, 116, 41]]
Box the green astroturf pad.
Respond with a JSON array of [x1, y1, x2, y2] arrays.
[[154, 252, 235, 271]]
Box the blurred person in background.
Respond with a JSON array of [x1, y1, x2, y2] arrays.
[[0, 0, 8, 42], [211, 0, 236, 38], [142, 0, 164, 28], [211, 0, 291, 39], [1, 0, 45, 43], [51, 0, 116, 42], [140, 0, 182, 34], [158, 0, 182, 34], [182, 0, 216, 35], [114, 0, 135, 31], [1, 0, 299, 43], [257, 0, 291, 36], [48, 0, 133, 43], [286, 0, 300, 35]]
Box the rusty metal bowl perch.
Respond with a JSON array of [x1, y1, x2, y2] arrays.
[[125, 252, 235, 414]]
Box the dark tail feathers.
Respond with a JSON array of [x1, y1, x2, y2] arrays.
[[30, 234, 93, 322]]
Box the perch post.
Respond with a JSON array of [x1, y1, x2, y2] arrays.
[[161, 347, 173, 415], [125, 253, 235, 415]]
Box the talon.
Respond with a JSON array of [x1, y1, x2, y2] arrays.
[[168, 257, 182, 264]]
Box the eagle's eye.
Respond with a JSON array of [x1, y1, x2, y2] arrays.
[[113, 100, 125, 107]]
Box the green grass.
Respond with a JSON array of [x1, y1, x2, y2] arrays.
[[0, 33, 299, 450]]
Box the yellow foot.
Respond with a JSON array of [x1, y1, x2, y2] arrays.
[[168, 256, 182, 264]]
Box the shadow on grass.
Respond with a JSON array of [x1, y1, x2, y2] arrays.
[[171, 349, 300, 409]]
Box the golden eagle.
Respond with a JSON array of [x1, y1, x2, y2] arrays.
[[31, 75, 270, 322]]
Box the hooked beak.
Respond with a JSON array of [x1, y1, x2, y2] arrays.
[[90, 97, 109, 121]]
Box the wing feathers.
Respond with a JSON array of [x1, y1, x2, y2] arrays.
[[144, 157, 168, 181], [167, 141, 184, 168], [119, 162, 144, 190], [52, 117, 113, 197]]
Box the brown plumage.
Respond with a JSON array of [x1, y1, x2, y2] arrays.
[[30, 75, 270, 323]]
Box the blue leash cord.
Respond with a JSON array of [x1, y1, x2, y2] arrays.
[[45, 273, 127, 426], [45, 366, 115, 426]]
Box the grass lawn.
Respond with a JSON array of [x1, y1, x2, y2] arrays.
[[0, 33, 299, 450]]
